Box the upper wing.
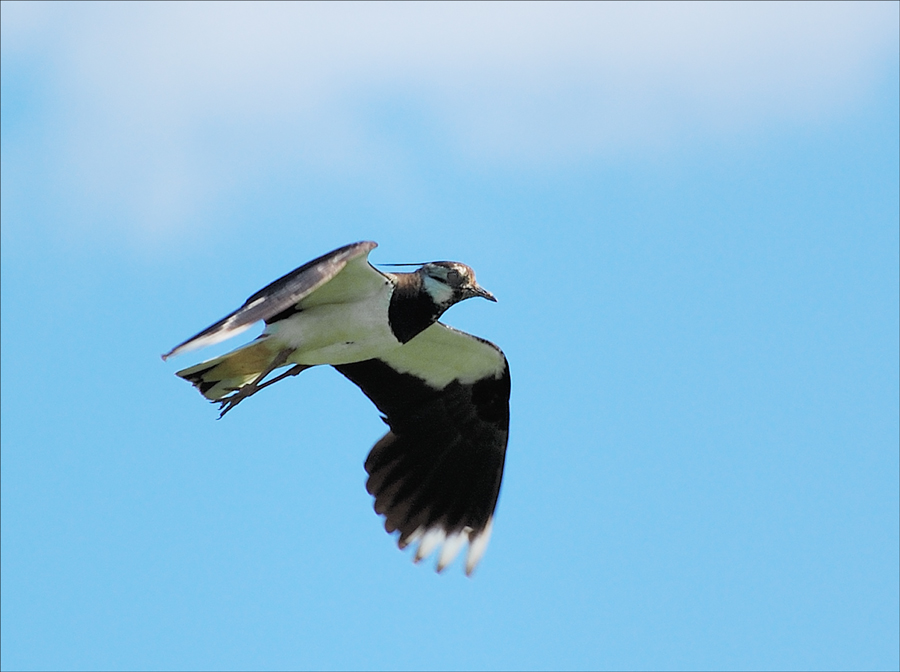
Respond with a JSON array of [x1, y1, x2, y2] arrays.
[[334, 323, 510, 575], [162, 241, 382, 360]]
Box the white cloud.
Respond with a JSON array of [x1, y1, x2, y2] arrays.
[[2, 1, 897, 237]]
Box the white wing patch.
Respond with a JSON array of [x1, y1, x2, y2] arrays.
[[408, 519, 495, 575], [465, 518, 494, 576], [437, 530, 469, 573], [297, 253, 391, 308], [380, 323, 506, 389], [414, 528, 446, 563]]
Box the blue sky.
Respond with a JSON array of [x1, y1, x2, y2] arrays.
[[2, 2, 898, 670]]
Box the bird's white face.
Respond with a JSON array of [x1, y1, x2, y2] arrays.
[[420, 262, 496, 309]]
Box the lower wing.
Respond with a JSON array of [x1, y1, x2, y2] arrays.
[[334, 323, 510, 575]]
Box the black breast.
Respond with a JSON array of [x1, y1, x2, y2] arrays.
[[388, 273, 442, 343]]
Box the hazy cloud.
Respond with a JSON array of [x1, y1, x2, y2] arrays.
[[2, 1, 897, 237]]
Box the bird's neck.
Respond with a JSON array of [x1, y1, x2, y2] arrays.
[[388, 272, 444, 343]]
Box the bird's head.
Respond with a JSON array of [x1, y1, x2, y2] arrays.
[[419, 261, 497, 310]]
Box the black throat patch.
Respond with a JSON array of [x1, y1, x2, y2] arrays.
[[388, 273, 442, 343]]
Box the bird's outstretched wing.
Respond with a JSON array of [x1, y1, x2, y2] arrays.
[[334, 323, 510, 575], [162, 241, 381, 360]]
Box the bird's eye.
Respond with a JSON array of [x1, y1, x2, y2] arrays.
[[446, 270, 461, 284]]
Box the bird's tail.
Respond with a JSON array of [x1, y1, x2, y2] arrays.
[[175, 337, 281, 401]]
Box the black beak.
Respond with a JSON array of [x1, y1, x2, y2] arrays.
[[470, 283, 497, 302]]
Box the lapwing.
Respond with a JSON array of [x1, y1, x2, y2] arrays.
[[163, 241, 509, 575]]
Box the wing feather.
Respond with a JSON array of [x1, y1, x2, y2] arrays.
[[162, 241, 379, 360], [334, 324, 509, 574]]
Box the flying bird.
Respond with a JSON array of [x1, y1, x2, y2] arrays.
[[162, 241, 509, 575]]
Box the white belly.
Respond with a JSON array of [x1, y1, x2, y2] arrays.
[[263, 289, 401, 366]]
